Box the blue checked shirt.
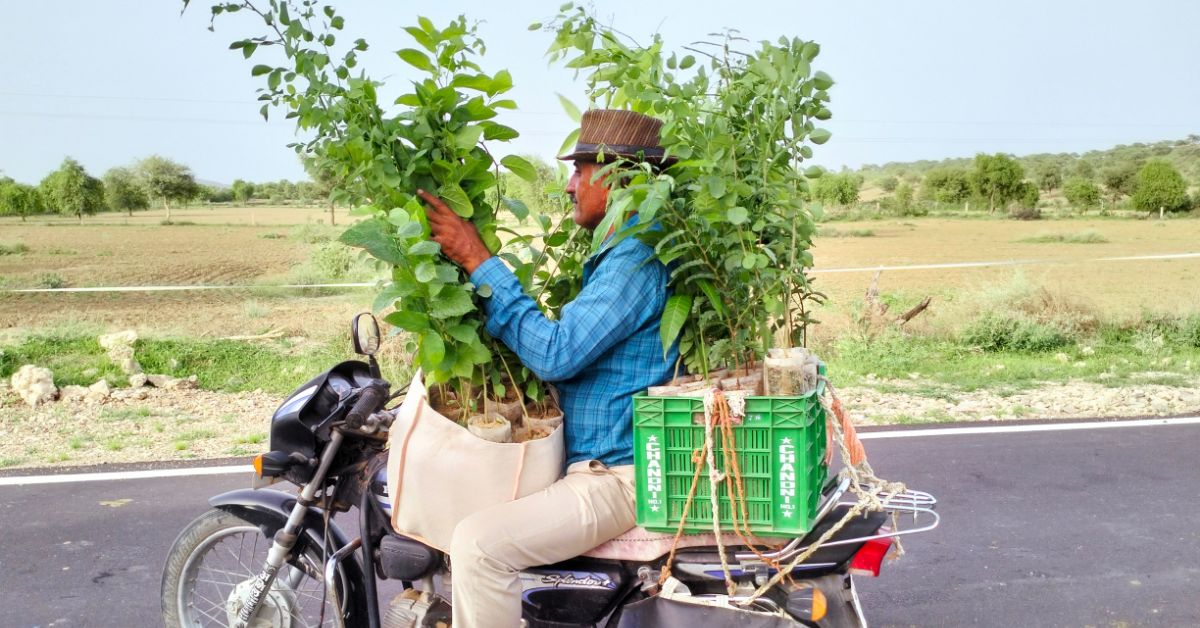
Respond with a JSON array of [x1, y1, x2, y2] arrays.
[[470, 230, 678, 467]]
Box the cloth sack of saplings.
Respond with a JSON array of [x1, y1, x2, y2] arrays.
[[386, 370, 565, 550]]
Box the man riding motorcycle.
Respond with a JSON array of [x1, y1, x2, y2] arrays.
[[421, 108, 677, 628]]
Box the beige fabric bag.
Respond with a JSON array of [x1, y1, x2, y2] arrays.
[[386, 371, 565, 551]]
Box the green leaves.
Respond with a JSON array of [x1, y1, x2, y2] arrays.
[[437, 183, 474, 217], [556, 93, 582, 122], [501, 197, 529, 220], [429, 287, 476, 319], [500, 155, 538, 182], [339, 218, 404, 265], [542, 6, 830, 374], [385, 310, 430, 332], [397, 48, 434, 72], [251, 64, 272, 76], [659, 295, 692, 357], [419, 331, 446, 367]]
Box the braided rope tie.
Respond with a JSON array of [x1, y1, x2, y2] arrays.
[[702, 388, 735, 595], [742, 376, 906, 604]]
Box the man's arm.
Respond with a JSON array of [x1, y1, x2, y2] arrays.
[[419, 188, 667, 381], [470, 244, 665, 382]]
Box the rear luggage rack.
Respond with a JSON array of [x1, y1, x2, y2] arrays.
[[735, 473, 939, 564]]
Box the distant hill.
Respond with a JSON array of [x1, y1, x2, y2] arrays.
[[197, 178, 230, 190], [852, 136, 1200, 186]]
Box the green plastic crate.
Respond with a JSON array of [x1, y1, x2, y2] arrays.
[[632, 381, 828, 537]]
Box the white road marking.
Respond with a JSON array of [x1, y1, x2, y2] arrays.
[[812, 251, 1200, 275], [2, 416, 1198, 486], [6, 252, 1199, 293], [858, 415, 1200, 440], [0, 464, 251, 487]]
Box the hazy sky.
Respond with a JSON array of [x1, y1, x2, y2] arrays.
[[2, 0, 1198, 185]]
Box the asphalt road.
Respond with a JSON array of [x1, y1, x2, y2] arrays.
[[1, 421, 1198, 627]]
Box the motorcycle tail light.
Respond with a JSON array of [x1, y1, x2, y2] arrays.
[[849, 536, 893, 577]]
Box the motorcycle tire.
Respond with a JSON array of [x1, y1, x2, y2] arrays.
[[161, 508, 352, 628]]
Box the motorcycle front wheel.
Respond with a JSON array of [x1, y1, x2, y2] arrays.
[[161, 508, 350, 627]]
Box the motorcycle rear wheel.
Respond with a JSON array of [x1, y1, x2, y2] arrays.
[[161, 508, 349, 627]]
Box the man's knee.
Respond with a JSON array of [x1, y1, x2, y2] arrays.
[[450, 513, 509, 572]]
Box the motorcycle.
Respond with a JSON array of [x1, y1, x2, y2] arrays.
[[161, 313, 938, 628]]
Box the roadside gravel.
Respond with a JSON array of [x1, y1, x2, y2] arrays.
[[839, 378, 1200, 425], [1, 377, 1197, 470]]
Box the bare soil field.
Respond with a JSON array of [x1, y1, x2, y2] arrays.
[[0, 221, 368, 336], [2, 215, 1198, 340], [808, 218, 1200, 338], [0, 224, 309, 287]]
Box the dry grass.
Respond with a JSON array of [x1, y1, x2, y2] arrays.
[[809, 218, 1200, 340]]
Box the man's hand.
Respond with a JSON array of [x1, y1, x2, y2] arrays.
[[418, 189, 492, 274]]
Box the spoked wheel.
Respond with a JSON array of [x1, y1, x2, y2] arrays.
[[162, 509, 348, 627]]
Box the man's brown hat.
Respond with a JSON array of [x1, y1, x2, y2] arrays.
[[557, 109, 671, 164]]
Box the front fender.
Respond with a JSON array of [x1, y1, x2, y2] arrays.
[[208, 488, 369, 621]]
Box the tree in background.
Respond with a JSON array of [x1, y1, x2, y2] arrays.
[[0, 180, 45, 221], [230, 179, 256, 206], [302, 158, 341, 224], [920, 167, 972, 205], [970, 153, 1024, 213], [1017, 181, 1040, 208], [197, 184, 234, 203], [878, 176, 899, 193], [812, 171, 862, 206], [498, 154, 559, 216], [102, 167, 150, 216], [1099, 162, 1138, 209], [893, 182, 915, 214], [39, 158, 105, 222], [137, 155, 199, 222], [1132, 159, 1190, 213], [1035, 163, 1062, 192], [1062, 177, 1100, 211], [1071, 160, 1096, 180]]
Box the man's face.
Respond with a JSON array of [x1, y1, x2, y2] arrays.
[[565, 161, 608, 230]]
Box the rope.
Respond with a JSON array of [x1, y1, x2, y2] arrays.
[[742, 376, 906, 604], [702, 390, 736, 594], [658, 440, 708, 586], [657, 374, 907, 604], [658, 388, 786, 593]]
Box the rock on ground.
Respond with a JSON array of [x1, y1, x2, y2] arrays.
[[10, 365, 57, 407], [98, 330, 142, 376]]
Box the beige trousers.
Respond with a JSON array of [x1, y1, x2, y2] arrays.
[[449, 460, 636, 628]]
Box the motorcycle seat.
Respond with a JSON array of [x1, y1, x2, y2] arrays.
[[582, 526, 791, 562]]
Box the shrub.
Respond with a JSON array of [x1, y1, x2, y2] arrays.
[[310, 241, 356, 280], [1018, 230, 1108, 244], [37, 273, 66, 289], [948, 274, 1098, 349], [289, 223, 336, 244], [1009, 206, 1041, 220], [1062, 177, 1101, 211], [1132, 160, 1189, 213], [960, 313, 1070, 352], [0, 242, 30, 255], [818, 227, 875, 238]]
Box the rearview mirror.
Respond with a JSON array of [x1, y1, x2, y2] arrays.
[[351, 312, 381, 356]]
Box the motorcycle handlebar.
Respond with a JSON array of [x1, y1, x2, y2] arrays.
[[346, 382, 387, 429]]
